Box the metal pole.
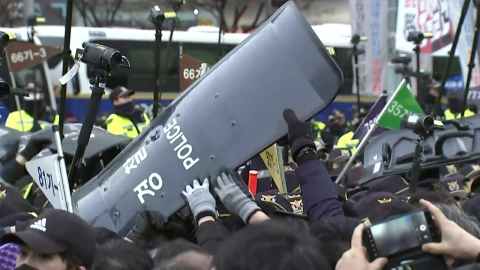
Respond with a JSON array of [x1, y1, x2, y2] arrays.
[[414, 43, 421, 101], [216, 0, 226, 61], [353, 44, 361, 117], [434, 0, 471, 117], [153, 29, 162, 119], [23, 0, 35, 25], [335, 80, 406, 184], [461, 7, 480, 116], [58, 0, 74, 139], [52, 125, 73, 212]]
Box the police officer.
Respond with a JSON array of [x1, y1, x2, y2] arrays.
[[105, 86, 150, 138], [5, 83, 58, 132], [444, 91, 475, 120], [311, 118, 325, 139]]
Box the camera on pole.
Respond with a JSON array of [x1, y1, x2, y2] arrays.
[[350, 34, 367, 117], [407, 31, 433, 101], [67, 42, 130, 192], [149, 5, 177, 119], [77, 42, 130, 77], [392, 54, 430, 86], [401, 113, 444, 193]]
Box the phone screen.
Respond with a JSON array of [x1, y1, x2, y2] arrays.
[[370, 211, 429, 257]]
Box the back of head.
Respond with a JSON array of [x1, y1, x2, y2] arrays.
[[212, 220, 329, 270], [93, 227, 122, 246], [409, 191, 456, 207], [90, 239, 153, 270], [153, 261, 202, 270], [436, 204, 480, 239], [154, 239, 204, 266], [171, 251, 212, 270], [311, 216, 361, 270]]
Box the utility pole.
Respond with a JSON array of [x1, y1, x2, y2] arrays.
[[265, 0, 272, 18], [23, 0, 35, 25]]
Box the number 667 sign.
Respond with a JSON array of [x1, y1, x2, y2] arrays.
[[179, 54, 211, 92]]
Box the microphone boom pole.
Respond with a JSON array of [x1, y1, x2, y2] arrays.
[[58, 0, 74, 139], [433, 0, 471, 117], [350, 34, 366, 117], [461, 5, 480, 116]]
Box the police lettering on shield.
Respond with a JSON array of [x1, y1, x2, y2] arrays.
[[163, 118, 199, 170], [123, 146, 148, 175], [133, 172, 163, 204]]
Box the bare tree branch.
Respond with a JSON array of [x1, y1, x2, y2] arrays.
[[74, 0, 123, 27], [0, 0, 16, 27], [244, 2, 264, 32]]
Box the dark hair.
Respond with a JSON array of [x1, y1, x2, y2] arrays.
[[152, 261, 201, 270], [93, 227, 122, 246], [59, 250, 84, 269], [311, 216, 361, 270], [366, 201, 417, 224], [154, 239, 204, 266], [212, 220, 329, 270], [90, 239, 153, 270], [409, 191, 456, 207]]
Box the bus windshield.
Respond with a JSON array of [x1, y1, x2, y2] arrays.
[[87, 39, 237, 93], [87, 39, 354, 95]]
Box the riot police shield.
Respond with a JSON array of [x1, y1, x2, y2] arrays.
[[72, 1, 343, 235]]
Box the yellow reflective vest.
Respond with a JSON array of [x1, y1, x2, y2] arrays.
[[313, 121, 326, 139], [106, 113, 150, 138], [5, 110, 59, 132], [444, 109, 475, 120], [336, 131, 359, 153]]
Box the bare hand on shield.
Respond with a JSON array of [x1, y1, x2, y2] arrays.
[[282, 109, 317, 163], [182, 179, 216, 224], [213, 173, 260, 224]]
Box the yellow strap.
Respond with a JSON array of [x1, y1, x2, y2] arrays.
[[27, 212, 38, 217], [23, 183, 33, 200]]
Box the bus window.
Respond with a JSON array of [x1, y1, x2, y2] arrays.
[[37, 36, 80, 95], [432, 56, 462, 80], [37, 37, 64, 68], [182, 42, 236, 65], [129, 41, 180, 93], [10, 64, 53, 110], [331, 47, 353, 95]]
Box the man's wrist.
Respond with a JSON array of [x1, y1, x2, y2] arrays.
[[198, 216, 215, 225], [15, 155, 28, 165]]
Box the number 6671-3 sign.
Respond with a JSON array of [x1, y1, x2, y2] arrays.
[[5, 41, 62, 73], [179, 54, 211, 92]]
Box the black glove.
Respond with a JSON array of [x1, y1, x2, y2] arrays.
[[30, 121, 42, 133], [282, 109, 316, 162], [20, 134, 52, 161], [126, 210, 166, 246]]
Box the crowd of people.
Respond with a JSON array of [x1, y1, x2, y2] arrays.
[[0, 84, 480, 270]]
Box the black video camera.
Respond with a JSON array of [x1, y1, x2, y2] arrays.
[[76, 42, 130, 74], [407, 31, 433, 44], [391, 55, 412, 65], [149, 5, 177, 26]]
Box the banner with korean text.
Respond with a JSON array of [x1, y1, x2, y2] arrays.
[[396, 0, 480, 89], [449, 0, 480, 88], [349, 0, 389, 94]]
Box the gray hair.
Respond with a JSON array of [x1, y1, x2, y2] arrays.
[[435, 203, 480, 239]]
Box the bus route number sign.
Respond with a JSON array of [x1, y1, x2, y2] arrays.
[[5, 41, 62, 73]]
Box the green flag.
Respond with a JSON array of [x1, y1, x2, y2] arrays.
[[378, 81, 424, 130]]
